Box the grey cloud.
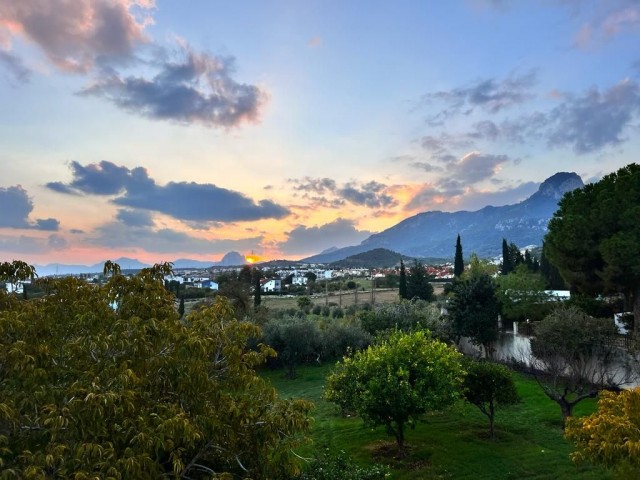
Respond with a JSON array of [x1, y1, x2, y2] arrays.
[[0, 50, 31, 83], [277, 218, 372, 256], [337, 181, 397, 208], [451, 152, 511, 185], [574, 3, 640, 47], [46, 160, 133, 195], [421, 70, 537, 124], [0, 0, 150, 72], [546, 79, 640, 153], [410, 162, 443, 173], [49, 161, 289, 223], [80, 47, 267, 128], [91, 221, 263, 255], [0, 185, 60, 230], [289, 177, 396, 209], [0, 235, 49, 254], [290, 177, 337, 194], [115, 208, 154, 227], [47, 234, 67, 249]]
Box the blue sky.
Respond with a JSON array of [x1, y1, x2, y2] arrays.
[[1, 0, 639, 265]]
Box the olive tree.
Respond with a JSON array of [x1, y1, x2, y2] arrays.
[[529, 306, 631, 425], [324, 330, 463, 457]]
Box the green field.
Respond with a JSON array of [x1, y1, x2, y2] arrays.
[[263, 364, 611, 480]]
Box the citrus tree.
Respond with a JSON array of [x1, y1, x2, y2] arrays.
[[565, 387, 640, 475], [0, 262, 312, 479], [324, 330, 463, 457], [462, 360, 520, 440]]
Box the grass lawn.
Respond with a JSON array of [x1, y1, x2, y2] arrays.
[[263, 364, 612, 480]]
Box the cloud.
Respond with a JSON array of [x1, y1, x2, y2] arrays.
[[546, 79, 640, 153], [337, 181, 398, 208], [0, 233, 65, 254], [277, 218, 372, 256], [0, 0, 152, 73], [574, 4, 640, 47], [289, 177, 397, 209], [0, 50, 31, 83], [47, 161, 290, 223], [80, 45, 267, 128], [451, 152, 511, 185], [0, 185, 60, 230], [115, 208, 154, 227], [406, 180, 539, 212], [429, 79, 640, 155], [91, 220, 262, 255], [420, 70, 537, 124]]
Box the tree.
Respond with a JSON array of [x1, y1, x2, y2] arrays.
[[501, 239, 511, 275], [358, 300, 449, 339], [297, 295, 312, 311], [262, 315, 322, 378], [539, 242, 566, 290], [0, 262, 312, 478], [448, 273, 499, 358], [0, 259, 36, 294], [565, 387, 640, 475], [545, 163, 640, 330], [399, 259, 408, 300], [178, 295, 185, 317], [406, 260, 434, 301], [529, 306, 629, 425], [238, 264, 253, 285], [462, 360, 520, 440], [253, 268, 262, 308], [324, 330, 463, 456], [454, 234, 464, 278], [496, 264, 552, 322], [464, 253, 498, 279]]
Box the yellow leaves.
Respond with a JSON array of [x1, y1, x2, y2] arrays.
[[565, 387, 640, 469]]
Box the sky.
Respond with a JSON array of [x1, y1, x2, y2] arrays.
[[1, 0, 639, 266]]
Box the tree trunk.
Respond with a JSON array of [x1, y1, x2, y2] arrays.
[[634, 285, 640, 337], [393, 421, 406, 458], [559, 399, 573, 429]]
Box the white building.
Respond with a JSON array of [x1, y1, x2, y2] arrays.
[[261, 279, 282, 292]]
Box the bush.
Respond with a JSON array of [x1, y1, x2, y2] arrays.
[[322, 306, 331, 317], [332, 306, 344, 318], [358, 300, 449, 339], [299, 449, 390, 480], [320, 318, 372, 360], [312, 304, 322, 315]]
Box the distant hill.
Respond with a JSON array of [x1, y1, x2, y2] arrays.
[[216, 251, 246, 266], [303, 172, 584, 262], [330, 248, 407, 268]]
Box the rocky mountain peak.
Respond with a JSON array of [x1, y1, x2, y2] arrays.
[[534, 172, 584, 200]]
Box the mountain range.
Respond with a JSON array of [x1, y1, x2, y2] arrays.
[[302, 172, 584, 263], [30, 172, 583, 276]]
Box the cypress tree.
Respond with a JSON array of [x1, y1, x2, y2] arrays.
[[178, 296, 185, 318], [454, 234, 464, 278], [253, 268, 262, 308], [501, 238, 511, 275], [399, 259, 408, 300]]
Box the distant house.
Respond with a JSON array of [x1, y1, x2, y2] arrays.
[[195, 280, 218, 291], [292, 276, 308, 286], [261, 279, 282, 293]]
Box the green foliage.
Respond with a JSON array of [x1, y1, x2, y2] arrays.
[[0, 263, 312, 479], [464, 253, 499, 279], [299, 449, 390, 480], [462, 360, 520, 439], [545, 163, 640, 329], [454, 234, 464, 278], [448, 273, 499, 357], [565, 388, 640, 475], [399, 260, 408, 300], [297, 296, 313, 310], [312, 304, 322, 315], [530, 306, 622, 423], [501, 239, 524, 275], [0, 260, 37, 293], [406, 260, 435, 301], [178, 295, 185, 317], [496, 264, 552, 322], [263, 315, 322, 378], [324, 330, 464, 455], [358, 300, 449, 339]]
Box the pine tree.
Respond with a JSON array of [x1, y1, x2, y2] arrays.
[[406, 260, 435, 301], [399, 259, 408, 300], [454, 234, 464, 278]]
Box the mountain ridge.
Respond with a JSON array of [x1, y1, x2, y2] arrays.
[[302, 172, 584, 263]]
